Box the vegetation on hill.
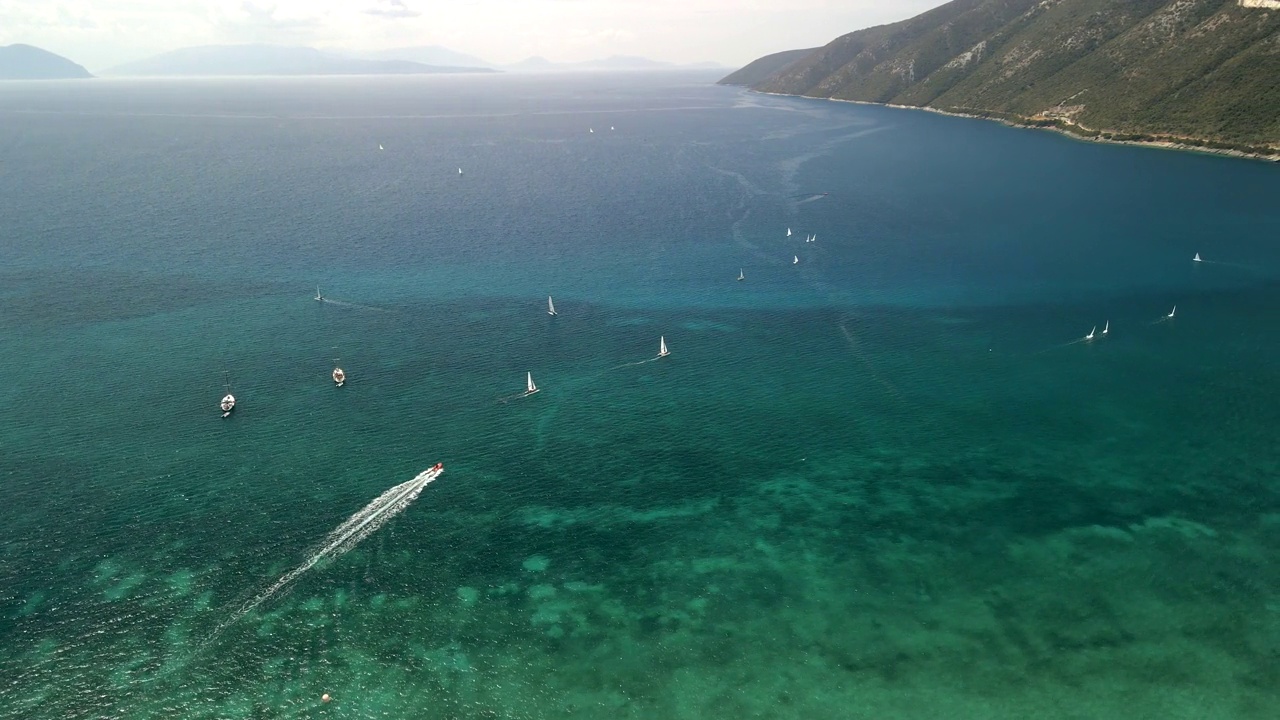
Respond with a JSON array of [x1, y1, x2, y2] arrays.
[[718, 48, 817, 87], [721, 0, 1280, 153]]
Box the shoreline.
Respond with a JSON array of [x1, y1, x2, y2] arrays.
[[749, 89, 1279, 164]]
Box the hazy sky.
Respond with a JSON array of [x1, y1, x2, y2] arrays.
[[0, 0, 947, 72]]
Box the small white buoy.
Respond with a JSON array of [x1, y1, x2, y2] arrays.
[[322, 694, 331, 703]]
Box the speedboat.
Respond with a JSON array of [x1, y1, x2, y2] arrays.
[[333, 367, 346, 387], [432, 462, 443, 472]]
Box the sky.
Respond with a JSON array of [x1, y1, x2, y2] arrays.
[[0, 0, 947, 72]]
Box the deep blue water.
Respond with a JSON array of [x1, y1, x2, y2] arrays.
[[1, 71, 1278, 719]]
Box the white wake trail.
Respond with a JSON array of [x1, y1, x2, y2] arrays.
[[231, 466, 443, 622], [318, 297, 397, 314]]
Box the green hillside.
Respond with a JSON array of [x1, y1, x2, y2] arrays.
[[718, 48, 817, 87], [721, 0, 1280, 152]]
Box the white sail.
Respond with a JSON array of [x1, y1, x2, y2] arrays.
[[658, 336, 669, 357], [737, 268, 745, 281], [315, 286, 323, 301], [1085, 326, 1095, 341], [526, 372, 537, 394], [1193, 253, 1202, 262], [787, 228, 792, 237], [378, 144, 383, 151], [793, 255, 799, 265], [458, 168, 463, 175], [1168, 305, 1176, 318], [1102, 320, 1109, 335], [548, 296, 557, 316]]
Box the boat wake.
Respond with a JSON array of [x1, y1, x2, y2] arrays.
[[317, 297, 397, 314], [227, 465, 444, 624], [793, 192, 830, 204], [1196, 259, 1255, 271], [612, 356, 661, 370]]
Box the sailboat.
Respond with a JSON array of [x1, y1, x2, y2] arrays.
[[809, 234, 816, 243], [1102, 320, 1109, 336], [787, 228, 792, 237], [589, 128, 594, 133], [1168, 305, 1176, 319], [793, 255, 799, 265], [315, 286, 323, 302], [378, 144, 384, 151], [658, 336, 670, 358], [525, 372, 539, 396], [458, 167, 463, 175], [332, 359, 346, 387], [610, 126, 615, 131], [1193, 253, 1202, 262], [547, 296, 557, 316], [220, 372, 236, 418], [1085, 326, 1096, 341], [737, 268, 745, 282]]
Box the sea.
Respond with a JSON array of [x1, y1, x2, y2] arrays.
[[1, 70, 1278, 719]]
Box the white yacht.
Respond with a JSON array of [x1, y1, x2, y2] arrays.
[[220, 372, 235, 418]]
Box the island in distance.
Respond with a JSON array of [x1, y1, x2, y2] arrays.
[[0, 44, 92, 80], [100, 44, 496, 77], [505, 55, 726, 72]]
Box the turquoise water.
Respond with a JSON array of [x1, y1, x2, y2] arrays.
[[1, 72, 1278, 719]]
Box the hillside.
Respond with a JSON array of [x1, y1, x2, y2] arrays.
[[718, 48, 817, 87], [721, 0, 1280, 152], [0, 44, 91, 80], [102, 45, 495, 77]]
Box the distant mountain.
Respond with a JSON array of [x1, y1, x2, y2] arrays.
[[722, 0, 1280, 154], [102, 44, 495, 77], [505, 55, 723, 72], [0, 44, 91, 80], [355, 45, 495, 69]]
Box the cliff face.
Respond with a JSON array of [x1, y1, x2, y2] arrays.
[[0, 44, 92, 80], [721, 0, 1280, 149]]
